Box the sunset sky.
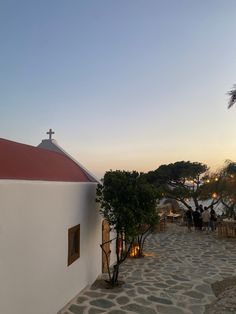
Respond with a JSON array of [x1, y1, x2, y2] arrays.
[[1, 0, 236, 179]]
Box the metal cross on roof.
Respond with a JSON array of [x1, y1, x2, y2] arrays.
[[46, 128, 55, 140]]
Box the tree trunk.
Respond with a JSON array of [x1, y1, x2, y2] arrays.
[[111, 264, 119, 286]]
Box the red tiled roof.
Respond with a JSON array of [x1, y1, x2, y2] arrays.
[[0, 138, 93, 182]]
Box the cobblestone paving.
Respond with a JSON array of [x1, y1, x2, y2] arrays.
[[60, 224, 236, 314]]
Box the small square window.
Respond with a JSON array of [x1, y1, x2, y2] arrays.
[[68, 224, 80, 266]]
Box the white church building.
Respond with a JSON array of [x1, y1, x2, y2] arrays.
[[0, 131, 114, 314]]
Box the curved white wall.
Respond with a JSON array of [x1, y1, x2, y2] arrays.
[[0, 180, 102, 314]]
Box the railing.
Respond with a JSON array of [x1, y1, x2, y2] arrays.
[[217, 220, 236, 238]]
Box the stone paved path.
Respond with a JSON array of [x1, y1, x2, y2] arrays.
[[60, 224, 236, 314]]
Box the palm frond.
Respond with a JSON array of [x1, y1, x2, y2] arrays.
[[227, 85, 236, 109]]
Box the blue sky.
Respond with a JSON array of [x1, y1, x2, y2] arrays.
[[1, 0, 236, 178]]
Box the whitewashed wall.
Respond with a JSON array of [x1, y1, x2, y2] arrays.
[[0, 180, 102, 314]]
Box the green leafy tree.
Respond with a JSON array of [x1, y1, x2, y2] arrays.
[[198, 173, 222, 205], [216, 161, 236, 218], [96, 170, 159, 286], [192, 161, 236, 216], [146, 161, 219, 210], [133, 175, 159, 257]]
